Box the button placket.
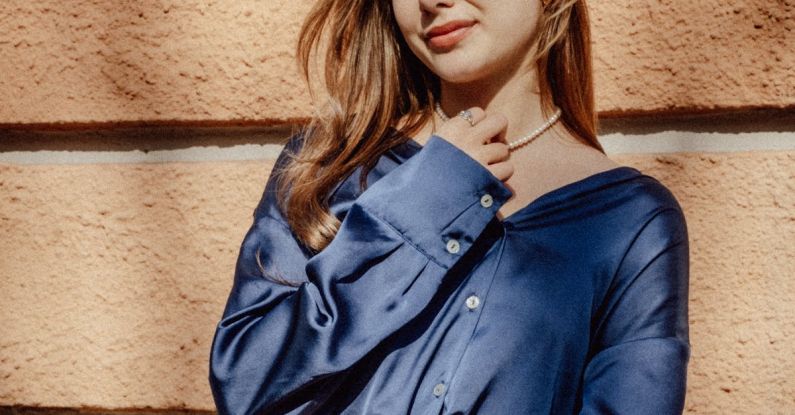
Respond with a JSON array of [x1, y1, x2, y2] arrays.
[[425, 191, 503, 408], [441, 231, 507, 411]]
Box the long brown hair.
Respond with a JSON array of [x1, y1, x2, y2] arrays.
[[262, 0, 602, 286]]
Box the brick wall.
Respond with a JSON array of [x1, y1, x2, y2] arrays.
[[1, 1, 793, 413]]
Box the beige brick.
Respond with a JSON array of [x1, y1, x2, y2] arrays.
[[0, 1, 792, 125]]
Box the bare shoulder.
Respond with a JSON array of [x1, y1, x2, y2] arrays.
[[550, 125, 620, 171], [516, 125, 621, 184]]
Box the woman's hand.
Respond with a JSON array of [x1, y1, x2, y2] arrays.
[[433, 107, 514, 182]]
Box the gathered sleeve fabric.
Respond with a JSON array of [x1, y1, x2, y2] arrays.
[[579, 206, 691, 414], [208, 134, 513, 415]]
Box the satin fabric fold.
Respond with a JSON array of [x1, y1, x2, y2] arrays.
[[209, 130, 690, 414]]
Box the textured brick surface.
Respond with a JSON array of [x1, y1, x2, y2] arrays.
[[0, 1, 314, 126], [0, 1, 792, 126], [1, 151, 793, 412], [0, 160, 272, 409], [591, 0, 795, 115]]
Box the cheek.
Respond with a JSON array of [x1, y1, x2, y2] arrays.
[[390, 1, 415, 37], [482, 12, 541, 56], [390, 6, 429, 61], [402, 37, 434, 71]]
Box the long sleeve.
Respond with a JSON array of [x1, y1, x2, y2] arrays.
[[579, 205, 691, 415], [208, 134, 512, 415]]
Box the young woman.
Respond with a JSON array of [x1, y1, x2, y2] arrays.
[[209, 0, 691, 414]]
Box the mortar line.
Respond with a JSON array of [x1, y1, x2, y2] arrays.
[[0, 131, 793, 165]]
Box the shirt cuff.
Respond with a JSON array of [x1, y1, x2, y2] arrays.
[[355, 134, 513, 269]]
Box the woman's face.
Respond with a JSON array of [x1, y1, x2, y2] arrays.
[[391, 0, 544, 84]]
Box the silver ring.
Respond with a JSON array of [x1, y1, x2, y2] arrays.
[[458, 110, 475, 126]]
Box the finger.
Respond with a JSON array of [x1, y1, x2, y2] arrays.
[[466, 107, 486, 125], [449, 106, 486, 127], [489, 160, 515, 181], [481, 142, 511, 164], [471, 113, 509, 144]]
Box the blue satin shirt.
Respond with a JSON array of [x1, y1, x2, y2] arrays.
[[209, 130, 691, 414]]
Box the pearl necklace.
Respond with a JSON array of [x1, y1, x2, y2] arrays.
[[434, 102, 563, 152]]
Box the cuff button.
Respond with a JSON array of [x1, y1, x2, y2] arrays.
[[480, 193, 493, 208]]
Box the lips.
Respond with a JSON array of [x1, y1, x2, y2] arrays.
[[425, 20, 476, 50]]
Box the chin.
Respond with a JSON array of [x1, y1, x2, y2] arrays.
[[432, 64, 489, 84], [420, 47, 492, 84]]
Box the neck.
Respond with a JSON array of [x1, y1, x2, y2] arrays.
[[437, 60, 553, 144]]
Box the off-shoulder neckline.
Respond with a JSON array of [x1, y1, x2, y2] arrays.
[[388, 127, 643, 227]]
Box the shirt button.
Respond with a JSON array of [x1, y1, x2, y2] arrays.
[[446, 238, 460, 254], [433, 383, 446, 397], [465, 295, 480, 310], [480, 193, 493, 208]]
